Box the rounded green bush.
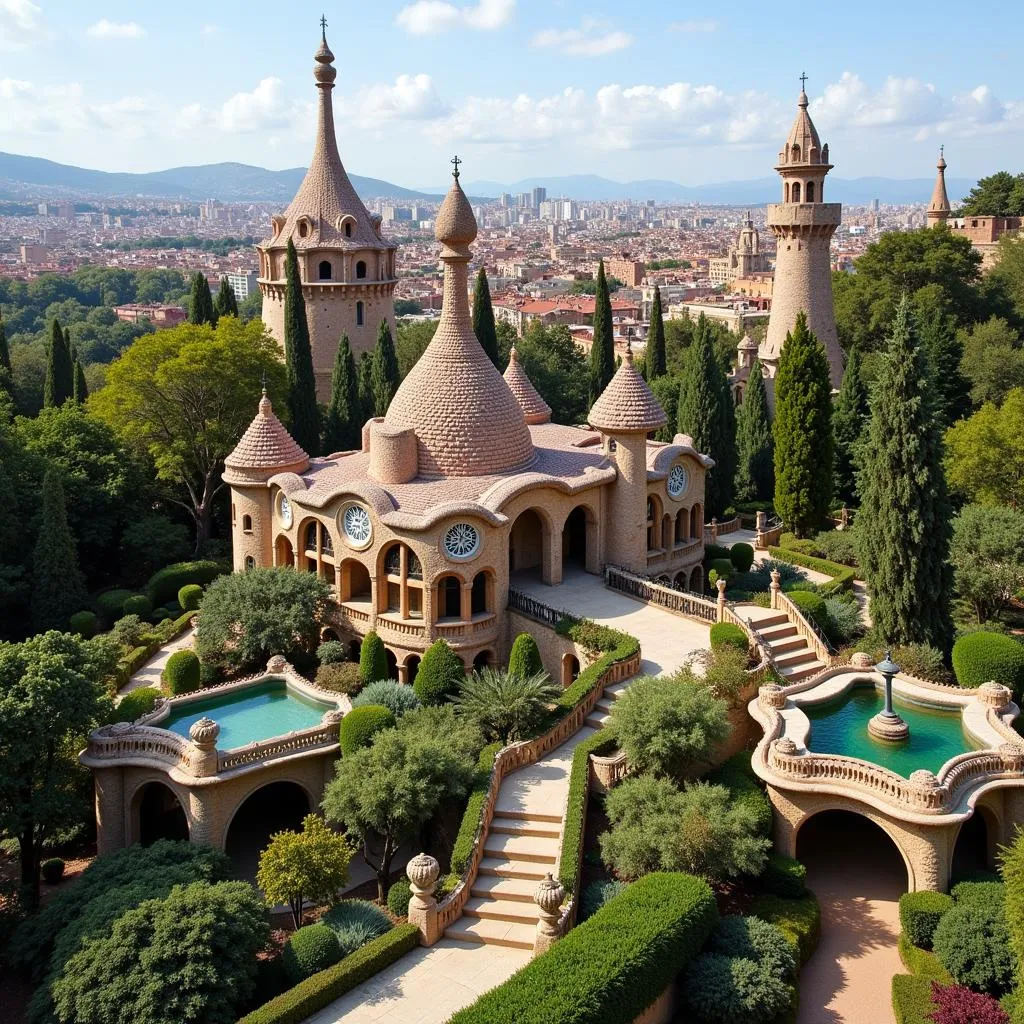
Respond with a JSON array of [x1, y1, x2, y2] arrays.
[[707, 915, 797, 979], [710, 622, 748, 655], [162, 649, 201, 695], [95, 588, 135, 625], [40, 858, 65, 884], [317, 640, 348, 666], [932, 901, 1015, 996], [952, 632, 1024, 697], [729, 543, 755, 573], [339, 704, 396, 755], [386, 878, 413, 917], [107, 688, 159, 724], [705, 543, 732, 563], [315, 663, 362, 695], [68, 610, 99, 638], [684, 951, 793, 1024], [122, 594, 153, 619], [352, 681, 421, 718], [508, 633, 543, 679], [177, 584, 203, 611], [759, 853, 807, 899], [899, 890, 954, 949], [281, 923, 342, 985], [708, 557, 734, 580], [951, 880, 1005, 906], [787, 589, 828, 627], [146, 560, 223, 607], [413, 638, 465, 705], [358, 631, 389, 683]]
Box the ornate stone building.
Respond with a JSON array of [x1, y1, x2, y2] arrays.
[[709, 213, 771, 287], [257, 28, 397, 398], [927, 147, 952, 228], [227, 170, 711, 683], [759, 79, 844, 400]]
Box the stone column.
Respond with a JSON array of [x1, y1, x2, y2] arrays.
[[533, 872, 566, 956], [769, 569, 781, 610], [94, 766, 126, 855], [716, 578, 727, 622], [406, 852, 441, 946]]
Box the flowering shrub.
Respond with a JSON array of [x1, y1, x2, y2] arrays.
[[928, 981, 1009, 1024]]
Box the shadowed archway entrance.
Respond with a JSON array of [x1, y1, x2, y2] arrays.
[[136, 781, 188, 847], [225, 781, 310, 882]]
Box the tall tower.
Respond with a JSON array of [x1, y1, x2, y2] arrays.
[[760, 76, 843, 394], [927, 147, 951, 228], [257, 21, 397, 398]]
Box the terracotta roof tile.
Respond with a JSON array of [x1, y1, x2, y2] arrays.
[[588, 347, 667, 434], [225, 392, 310, 472], [503, 347, 551, 425]]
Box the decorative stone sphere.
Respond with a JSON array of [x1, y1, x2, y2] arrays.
[[978, 682, 1012, 710], [909, 769, 941, 789], [267, 654, 288, 673], [188, 717, 220, 747], [773, 737, 798, 756], [406, 852, 440, 892], [850, 652, 874, 669], [760, 683, 786, 709], [999, 743, 1024, 772], [534, 873, 566, 915]]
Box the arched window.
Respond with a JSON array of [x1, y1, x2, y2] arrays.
[[675, 509, 688, 544], [440, 576, 461, 619], [784, 182, 790, 203], [471, 571, 489, 615], [355, 260, 367, 280], [646, 495, 663, 552], [318, 260, 332, 280], [791, 182, 801, 203], [305, 522, 318, 552], [384, 545, 402, 577], [242, 514, 252, 534], [806, 181, 815, 202], [356, 301, 364, 326], [297, 220, 308, 238], [380, 543, 423, 619], [244, 556, 255, 571], [791, 144, 801, 162]]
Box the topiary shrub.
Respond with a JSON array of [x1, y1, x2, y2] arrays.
[[413, 638, 465, 705], [146, 559, 224, 607], [321, 900, 393, 958], [952, 632, 1024, 697], [281, 923, 342, 985], [786, 589, 830, 635], [710, 622, 748, 655], [68, 610, 99, 638], [899, 891, 954, 949], [105, 687, 159, 725], [122, 594, 153, 619], [759, 853, 807, 899], [358, 631, 389, 684], [40, 858, 65, 885], [386, 879, 412, 918], [932, 901, 1015, 996], [709, 557, 734, 581], [580, 879, 628, 922], [317, 640, 348, 666], [929, 982, 1010, 1024], [315, 663, 362, 695], [707, 915, 798, 977], [952, 880, 1005, 907], [339, 705, 396, 756], [177, 584, 203, 611], [162, 649, 201, 695], [729, 542, 755, 573], [95, 588, 135, 626], [705, 543, 732, 563], [351, 681, 420, 718], [750, 892, 821, 965], [508, 633, 543, 679]]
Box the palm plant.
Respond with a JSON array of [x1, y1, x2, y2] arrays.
[[454, 668, 561, 744]]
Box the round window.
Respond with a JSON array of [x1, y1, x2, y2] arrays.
[[278, 493, 293, 527], [340, 503, 373, 549], [667, 464, 689, 499], [444, 522, 480, 560]]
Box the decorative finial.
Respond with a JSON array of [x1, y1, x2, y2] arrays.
[[625, 337, 634, 364], [939, 144, 944, 158], [260, 370, 268, 396], [451, 154, 461, 180], [799, 71, 808, 91], [320, 12, 327, 38]]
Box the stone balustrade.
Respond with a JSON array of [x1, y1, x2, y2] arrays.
[[771, 572, 834, 667], [605, 564, 718, 623]]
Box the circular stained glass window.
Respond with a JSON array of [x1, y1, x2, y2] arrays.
[[341, 504, 372, 548], [667, 464, 689, 499], [278, 494, 293, 527], [444, 522, 480, 560]]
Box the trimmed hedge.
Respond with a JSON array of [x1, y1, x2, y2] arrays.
[[239, 924, 419, 1024], [767, 546, 857, 595], [952, 632, 1024, 697], [759, 853, 808, 899], [709, 557, 734, 580], [146, 560, 224, 607], [730, 542, 755, 573], [892, 974, 935, 1024], [178, 584, 203, 611], [951, 880, 1005, 906], [281, 924, 342, 985], [122, 594, 153, 619], [749, 893, 821, 965], [96, 588, 135, 625], [112, 610, 196, 688], [315, 663, 362, 695], [933, 900, 1015, 996], [106, 687, 159, 724], [898, 932, 953, 983], [339, 705, 396, 756], [448, 873, 718, 1024], [359, 631, 388, 683], [553, 618, 639, 711], [900, 891, 954, 949], [509, 633, 543, 678], [162, 649, 201, 695], [68, 610, 99, 638], [413, 638, 464, 705], [450, 742, 503, 876], [710, 622, 749, 655]]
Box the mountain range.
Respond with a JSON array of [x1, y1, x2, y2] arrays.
[[0, 151, 971, 206]]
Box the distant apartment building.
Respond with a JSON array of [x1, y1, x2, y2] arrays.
[[493, 293, 641, 336], [667, 300, 770, 334], [113, 304, 187, 328], [19, 244, 49, 265], [605, 256, 645, 287], [226, 270, 259, 302], [951, 215, 1023, 267], [531, 186, 547, 208]]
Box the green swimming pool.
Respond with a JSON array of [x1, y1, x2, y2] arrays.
[[164, 679, 335, 749], [804, 685, 976, 777]]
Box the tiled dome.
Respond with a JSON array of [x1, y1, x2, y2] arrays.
[[225, 391, 310, 474], [588, 346, 667, 434], [503, 347, 551, 425]]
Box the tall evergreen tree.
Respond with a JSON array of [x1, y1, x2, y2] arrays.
[[0, 309, 12, 395], [677, 314, 733, 515], [857, 296, 954, 651], [472, 267, 500, 367], [645, 285, 666, 378], [589, 260, 615, 405], [734, 359, 773, 502], [323, 334, 361, 453], [30, 467, 87, 631], [43, 318, 74, 408], [188, 272, 217, 326], [371, 320, 400, 417], [832, 347, 868, 505], [214, 278, 239, 319], [72, 358, 88, 404], [357, 351, 374, 423], [918, 308, 970, 431], [773, 312, 833, 537], [283, 238, 320, 454]]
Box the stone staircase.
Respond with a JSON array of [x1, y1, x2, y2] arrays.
[[584, 679, 631, 729], [753, 611, 827, 682]]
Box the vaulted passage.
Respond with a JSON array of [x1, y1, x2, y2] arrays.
[[225, 781, 310, 882], [136, 782, 188, 847]]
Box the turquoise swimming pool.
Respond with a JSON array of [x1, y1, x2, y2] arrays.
[[804, 684, 976, 777], [164, 679, 335, 749]]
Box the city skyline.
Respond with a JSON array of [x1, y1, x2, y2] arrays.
[[1, 0, 1022, 185]]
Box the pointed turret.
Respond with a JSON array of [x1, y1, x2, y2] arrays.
[[927, 147, 951, 227], [504, 346, 551, 425], [224, 389, 310, 481], [588, 344, 666, 435]]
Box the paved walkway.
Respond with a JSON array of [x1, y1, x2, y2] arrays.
[[119, 627, 197, 695]]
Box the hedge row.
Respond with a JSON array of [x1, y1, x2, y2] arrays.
[[450, 742, 503, 876], [750, 892, 821, 965], [557, 729, 619, 896], [767, 546, 857, 595], [898, 933, 953, 983], [238, 924, 419, 1024], [892, 928, 956, 1024], [146, 560, 225, 607], [112, 610, 196, 689], [448, 873, 718, 1024]]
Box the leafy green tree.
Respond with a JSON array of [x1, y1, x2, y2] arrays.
[[989, 230, 1024, 325], [734, 359, 773, 503], [214, 278, 239, 319], [357, 351, 374, 423], [515, 321, 589, 425], [950, 504, 1024, 624], [188, 271, 217, 327], [396, 320, 434, 377], [30, 468, 87, 632], [946, 389, 1024, 510], [831, 347, 868, 505], [773, 313, 833, 537], [0, 309, 12, 396], [959, 316, 1024, 407], [453, 668, 561, 744], [589, 260, 615, 405], [918, 309, 970, 429], [91, 318, 287, 550], [323, 334, 361, 453], [645, 285, 666, 378], [196, 566, 331, 674], [119, 514, 191, 583], [858, 296, 953, 650], [472, 267, 500, 367], [649, 373, 681, 443], [283, 239, 320, 454], [0, 631, 115, 903], [256, 814, 352, 928], [43, 318, 74, 408], [959, 171, 1024, 216], [72, 357, 88, 404], [371, 319, 400, 416]]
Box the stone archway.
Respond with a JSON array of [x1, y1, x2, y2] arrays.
[[797, 809, 909, 893], [561, 653, 580, 686], [952, 805, 999, 880], [509, 508, 552, 582], [135, 781, 189, 847], [275, 534, 294, 568], [562, 505, 594, 573], [224, 780, 311, 882]]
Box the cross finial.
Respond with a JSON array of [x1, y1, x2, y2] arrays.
[[320, 13, 327, 38], [940, 144, 944, 158], [799, 71, 808, 91], [451, 154, 461, 180], [261, 370, 268, 395]]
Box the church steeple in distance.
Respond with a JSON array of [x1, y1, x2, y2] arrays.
[[927, 146, 952, 227]]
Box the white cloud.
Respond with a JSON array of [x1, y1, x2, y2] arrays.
[[86, 19, 145, 40], [532, 19, 632, 57], [668, 19, 718, 33], [0, 0, 45, 51], [342, 74, 449, 123], [218, 77, 304, 133], [395, 0, 514, 35]]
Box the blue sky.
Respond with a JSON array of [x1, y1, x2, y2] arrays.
[[1, 0, 1022, 186]]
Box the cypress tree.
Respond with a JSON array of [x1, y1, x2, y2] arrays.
[[323, 334, 361, 453], [734, 358, 773, 502], [283, 238, 320, 454], [357, 351, 374, 423], [0, 309, 11, 395], [31, 467, 88, 632], [370, 319, 400, 416], [44, 318, 74, 408], [773, 312, 833, 537], [645, 285, 666, 378], [832, 347, 868, 505], [214, 278, 239, 319], [589, 260, 615, 405], [72, 358, 88, 404], [472, 267, 500, 367], [857, 296, 953, 652], [918, 308, 970, 431], [188, 272, 217, 326]]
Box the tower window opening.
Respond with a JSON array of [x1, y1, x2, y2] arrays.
[[355, 260, 367, 280], [298, 220, 308, 238], [806, 181, 815, 202], [344, 222, 352, 238], [791, 144, 801, 162], [356, 301, 364, 326], [791, 182, 801, 203], [318, 260, 332, 280]]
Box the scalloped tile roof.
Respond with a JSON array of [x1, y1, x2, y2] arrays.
[[587, 349, 667, 434], [503, 347, 551, 425], [225, 392, 310, 471]]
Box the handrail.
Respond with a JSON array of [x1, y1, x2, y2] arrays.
[[604, 564, 718, 623], [774, 587, 834, 665], [507, 588, 570, 629]]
